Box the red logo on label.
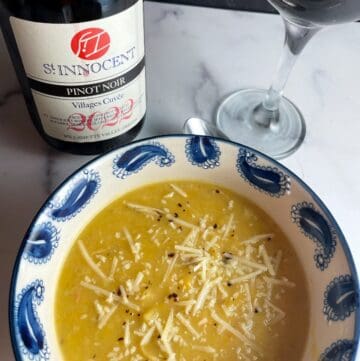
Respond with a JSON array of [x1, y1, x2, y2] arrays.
[[71, 28, 110, 60]]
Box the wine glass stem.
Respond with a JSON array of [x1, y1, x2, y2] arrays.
[[255, 19, 320, 126]]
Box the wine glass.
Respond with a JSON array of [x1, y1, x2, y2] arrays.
[[216, 0, 360, 159]]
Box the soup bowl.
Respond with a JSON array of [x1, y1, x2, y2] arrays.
[[9, 135, 359, 360]]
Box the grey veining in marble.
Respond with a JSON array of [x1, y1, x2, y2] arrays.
[[1, 3, 360, 360]]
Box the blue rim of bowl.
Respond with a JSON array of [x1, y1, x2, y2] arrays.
[[9, 134, 360, 361]]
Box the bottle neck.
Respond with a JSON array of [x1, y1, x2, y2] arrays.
[[1, 0, 138, 23]]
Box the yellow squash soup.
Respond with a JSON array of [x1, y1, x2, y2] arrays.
[[55, 181, 309, 361]]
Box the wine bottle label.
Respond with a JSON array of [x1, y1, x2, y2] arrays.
[[10, 0, 146, 143]]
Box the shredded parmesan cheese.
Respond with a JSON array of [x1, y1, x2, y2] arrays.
[[108, 256, 119, 280], [176, 312, 200, 339], [192, 278, 221, 315], [259, 244, 275, 276], [175, 245, 203, 256], [205, 235, 219, 250], [244, 283, 252, 314], [98, 303, 118, 329], [157, 311, 176, 361], [264, 276, 295, 288], [162, 254, 179, 284], [78, 240, 109, 282], [166, 214, 198, 230], [174, 300, 196, 307], [124, 321, 131, 347], [170, 183, 188, 198], [154, 319, 164, 334], [210, 311, 262, 355], [125, 202, 164, 217], [133, 272, 144, 292], [237, 257, 268, 271], [80, 281, 120, 301], [264, 299, 286, 325], [222, 214, 234, 239], [241, 323, 255, 340], [229, 270, 264, 284], [123, 227, 140, 261], [140, 325, 155, 346], [162, 309, 174, 342], [119, 285, 140, 311], [182, 228, 199, 246], [217, 282, 229, 298], [164, 191, 175, 198]]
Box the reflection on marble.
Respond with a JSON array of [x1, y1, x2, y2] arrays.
[[1, 2, 360, 360]]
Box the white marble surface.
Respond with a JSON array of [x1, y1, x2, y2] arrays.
[[1, 2, 360, 360]]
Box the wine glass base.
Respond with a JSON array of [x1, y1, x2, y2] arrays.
[[215, 89, 306, 159]]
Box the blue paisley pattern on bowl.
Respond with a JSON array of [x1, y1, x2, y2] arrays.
[[319, 339, 354, 361], [323, 275, 358, 321], [291, 202, 337, 271], [236, 147, 290, 197], [23, 222, 59, 264], [48, 169, 100, 222], [15, 280, 49, 360], [112, 142, 175, 179], [185, 136, 220, 169]]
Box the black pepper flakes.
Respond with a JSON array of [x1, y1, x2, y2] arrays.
[[174, 212, 179, 218], [168, 252, 175, 258], [118, 337, 124, 341], [167, 293, 179, 301], [254, 308, 259, 314], [227, 282, 232, 287]]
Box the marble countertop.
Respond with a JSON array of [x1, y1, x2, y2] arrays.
[[1, 2, 360, 360]]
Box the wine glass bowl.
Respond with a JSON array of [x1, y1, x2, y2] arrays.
[[216, 0, 360, 159], [268, 0, 360, 27]]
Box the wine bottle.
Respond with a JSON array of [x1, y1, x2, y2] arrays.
[[0, 0, 146, 155]]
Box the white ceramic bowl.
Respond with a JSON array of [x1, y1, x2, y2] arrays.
[[9, 135, 359, 360]]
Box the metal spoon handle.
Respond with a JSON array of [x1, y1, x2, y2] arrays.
[[183, 117, 230, 140]]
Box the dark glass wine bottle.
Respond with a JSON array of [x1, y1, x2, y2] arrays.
[[0, 0, 146, 155]]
